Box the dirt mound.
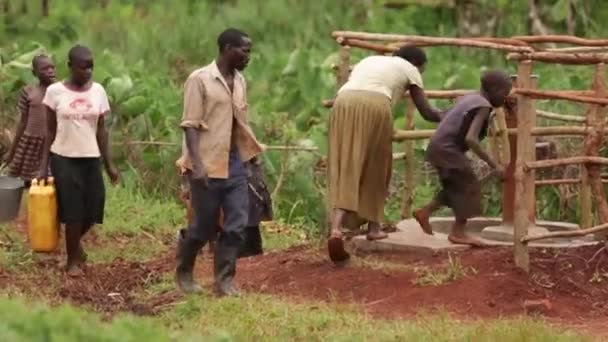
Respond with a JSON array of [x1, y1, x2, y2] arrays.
[[58, 255, 175, 315], [0, 252, 178, 316], [223, 244, 608, 320]]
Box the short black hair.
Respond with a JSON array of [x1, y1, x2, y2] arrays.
[[217, 28, 249, 52], [481, 70, 511, 93], [393, 46, 427, 67], [68, 44, 92, 62], [32, 54, 50, 69]]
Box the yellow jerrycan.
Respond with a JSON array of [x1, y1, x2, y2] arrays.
[[27, 178, 60, 252]]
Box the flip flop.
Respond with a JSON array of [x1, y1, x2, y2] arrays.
[[413, 210, 434, 235], [328, 237, 350, 263], [448, 234, 487, 248]]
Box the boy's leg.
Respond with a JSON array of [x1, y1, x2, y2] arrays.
[[445, 167, 485, 247], [447, 217, 485, 247], [414, 166, 449, 235], [414, 198, 442, 235]]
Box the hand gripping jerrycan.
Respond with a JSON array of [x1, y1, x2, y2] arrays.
[[27, 178, 60, 252]]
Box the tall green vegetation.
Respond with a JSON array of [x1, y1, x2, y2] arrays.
[[2, 0, 607, 233]]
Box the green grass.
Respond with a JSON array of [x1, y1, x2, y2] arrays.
[[0, 295, 596, 342], [162, 293, 596, 341], [413, 254, 477, 287]]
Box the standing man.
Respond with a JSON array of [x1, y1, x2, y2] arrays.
[[175, 28, 263, 296]]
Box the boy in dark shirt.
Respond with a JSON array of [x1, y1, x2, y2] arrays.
[[413, 70, 511, 246]]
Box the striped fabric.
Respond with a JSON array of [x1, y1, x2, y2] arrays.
[[7, 85, 49, 181], [8, 133, 45, 181]]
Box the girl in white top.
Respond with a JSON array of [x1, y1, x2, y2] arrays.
[[327, 46, 446, 263], [39, 45, 120, 276]]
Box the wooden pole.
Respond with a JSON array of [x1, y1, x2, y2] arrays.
[[332, 31, 534, 53], [584, 63, 608, 238], [514, 61, 534, 272], [535, 178, 580, 186], [507, 52, 608, 65], [336, 44, 351, 89], [536, 110, 586, 123], [391, 126, 608, 141], [400, 98, 415, 219], [514, 89, 608, 105], [535, 178, 608, 186], [525, 156, 608, 170], [502, 76, 518, 224], [521, 223, 608, 243], [323, 90, 597, 108], [546, 46, 608, 53], [511, 35, 608, 46], [580, 133, 593, 229]]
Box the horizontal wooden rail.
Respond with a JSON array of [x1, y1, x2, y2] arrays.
[[507, 52, 608, 65], [525, 157, 608, 171], [535, 178, 608, 186], [515, 89, 608, 105], [521, 223, 608, 243], [545, 46, 608, 53], [511, 35, 608, 47], [332, 31, 534, 53], [536, 110, 586, 123], [392, 126, 608, 141], [323, 90, 597, 108]]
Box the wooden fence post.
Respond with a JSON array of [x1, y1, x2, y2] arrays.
[[336, 44, 351, 90], [580, 168, 593, 228], [401, 98, 415, 219], [514, 60, 535, 272], [584, 63, 608, 238], [502, 75, 519, 224]]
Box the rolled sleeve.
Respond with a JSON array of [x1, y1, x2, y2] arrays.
[[180, 76, 208, 130]]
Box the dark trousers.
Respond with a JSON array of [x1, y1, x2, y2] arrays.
[[183, 151, 249, 283]]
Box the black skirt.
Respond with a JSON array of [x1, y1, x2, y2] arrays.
[[50, 153, 105, 224]]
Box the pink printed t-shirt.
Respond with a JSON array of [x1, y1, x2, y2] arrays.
[[42, 82, 110, 158]]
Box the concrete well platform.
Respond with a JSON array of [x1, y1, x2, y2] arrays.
[[350, 217, 599, 254]]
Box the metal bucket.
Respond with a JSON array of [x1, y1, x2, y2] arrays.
[[0, 176, 25, 222]]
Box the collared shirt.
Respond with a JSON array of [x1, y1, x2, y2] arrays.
[[338, 56, 423, 105], [176, 60, 263, 179]]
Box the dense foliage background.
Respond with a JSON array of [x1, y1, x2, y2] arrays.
[[2, 0, 607, 235]]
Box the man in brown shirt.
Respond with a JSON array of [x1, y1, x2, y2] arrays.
[[175, 28, 263, 296]]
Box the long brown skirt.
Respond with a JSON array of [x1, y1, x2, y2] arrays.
[[328, 90, 393, 223]]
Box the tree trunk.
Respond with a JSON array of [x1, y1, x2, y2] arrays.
[[42, 0, 49, 17], [455, 0, 498, 37], [566, 0, 576, 35]]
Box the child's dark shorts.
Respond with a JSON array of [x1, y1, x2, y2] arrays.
[[434, 165, 481, 219]]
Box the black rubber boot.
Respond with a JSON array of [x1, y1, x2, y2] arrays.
[[213, 236, 241, 297], [175, 229, 203, 294]]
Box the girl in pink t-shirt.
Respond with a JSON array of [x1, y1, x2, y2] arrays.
[[39, 45, 120, 276]]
